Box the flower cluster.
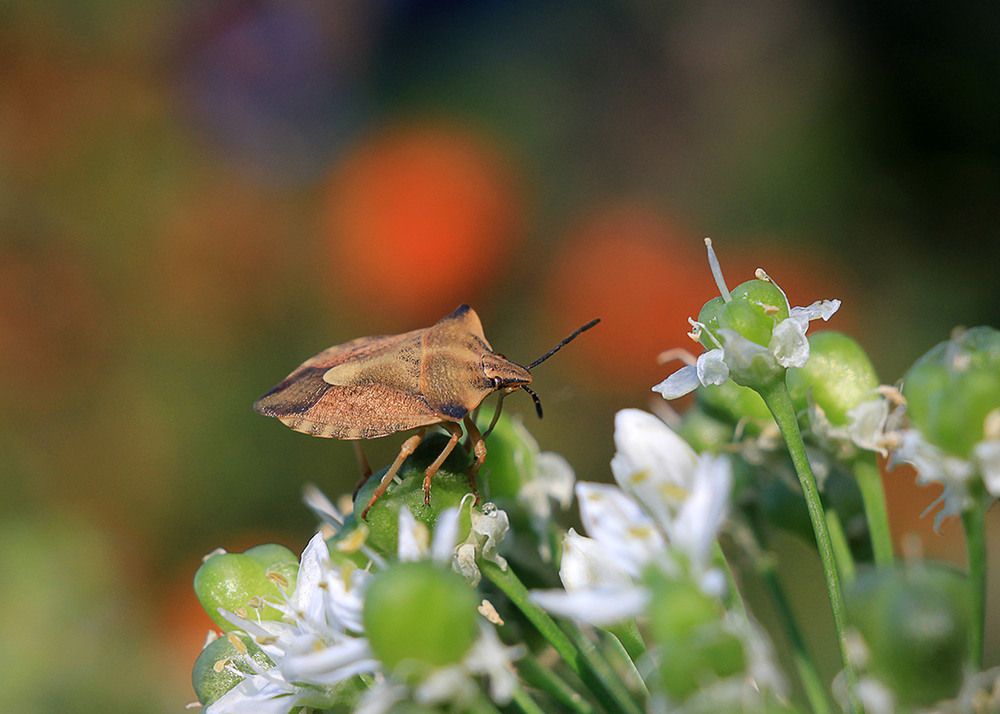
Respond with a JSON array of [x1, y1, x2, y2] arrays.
[[190, 240, 1000, 714]]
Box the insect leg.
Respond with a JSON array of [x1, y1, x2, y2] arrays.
[[351, 441, 374, 498], [463, 415, 486, 505], [360, 429, 425, 520], [422, 422, 464, 505]]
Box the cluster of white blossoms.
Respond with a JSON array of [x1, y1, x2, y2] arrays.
[[205, 502, 520, 714]]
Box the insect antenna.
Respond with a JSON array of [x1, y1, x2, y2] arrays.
[[527, 318, 601, 370], [522, 385, 543, 419]]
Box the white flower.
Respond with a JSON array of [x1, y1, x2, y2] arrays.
[[805, 393, 892, 459], [207, 503, 521, 711], [889, 428, 977, 527], [653, 300, 841, 400], [652, 239, 840, 400], [206, 532, 377, 714], [531, 409, 733, 626]]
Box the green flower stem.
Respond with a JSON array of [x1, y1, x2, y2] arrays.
[[713, 541, 748, 617], [851, 452, 894, 566], [480, 559, 642, 714], [516, 655, 595, 714], [565, 624, 645, 713], [510, 683, 547, 714], [759, 381, 860, 711], [758, 549, 833, 714], [605, 619, 646, 663], [961, 495, 987, 670], [825, 507, 856, 583]]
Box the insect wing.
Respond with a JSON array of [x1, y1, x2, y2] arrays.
[[253, 330, 443, 439]]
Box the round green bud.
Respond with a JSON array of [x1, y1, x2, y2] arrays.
[[847, 564, 972, 707], [192, 632, 273, 706], [646, 573, 722, 643], [698, 280, 790, 351], [697, 380, 773, 429], [647, 574, 745, 700], [786, 331, 879, 426], [362, 560, 479, 675], [903, 327, 1000, 458], [194, 544, 299, 631], [354, 433, 476, 554], [676, 406, 737, 454]]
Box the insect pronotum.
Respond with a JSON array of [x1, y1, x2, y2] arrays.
[[254, 305, 599, 518]]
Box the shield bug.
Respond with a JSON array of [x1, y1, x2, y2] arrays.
[[254, 305, 599, 518]]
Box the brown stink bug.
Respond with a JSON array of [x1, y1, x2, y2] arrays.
[[254, 305, 599, 518]]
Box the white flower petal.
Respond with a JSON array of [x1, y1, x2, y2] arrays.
[[397, 508, 430, 561], [462, 624, 524, 705], [790, 298, 841, 324], [558, 529, 633, 591], [470, 505, 509, 569], [533, 452, 576, 508], [575, 482, 663, 576], [292, 532, 330, 620], [718, 328, 780, 381], [530, 586, 650, 627], [280, 635, 376, 686], [206, 672, 304, 714], [696, 348, 730, 386], [611, 408, 698, 496], [770, 317, 810, 368], [846, 398, 889, 454], [431, 507, 461, 563], [668, 454, 732, 572], [975, 439, 1000, 497], [652, 364, 701, 399]]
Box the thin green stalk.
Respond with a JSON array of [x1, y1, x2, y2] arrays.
[[509, 683, 547, 714], [606, 619, 646, 663], [566, 624, 645, 707], [758, 550, 833, 714], [713, 541, 748, 617], [602, 629, 649, 699], [961, 497, 987, 669], [851, 451, 894, 566], [516, 655, 594, 714], [759, 381, 860, 712], [480, 559, 642, 714], [825, 508, 856, 583]]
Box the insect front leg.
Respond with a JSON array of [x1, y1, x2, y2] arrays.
[[421, 421, 464, 505], [463, 415, 486, 505], [360, 428, 425, 520]]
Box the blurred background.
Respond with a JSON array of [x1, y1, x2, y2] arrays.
[[3, 0, 1000, 710]]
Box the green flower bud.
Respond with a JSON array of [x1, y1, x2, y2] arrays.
[[786, 331, 879, 426], [847, 564, 972, 707], [903, 327, 1000, 459], [676, 405, 737, 454], [194, 543, 298, 631], [362, 560, 479, 675], [354, 433, 476, 554], [192, 632, 273, 706], [696, 380, 773, 429], [474, 405, 538, 501], [698, 280, 790, 351], [646, 574, 745, 700]]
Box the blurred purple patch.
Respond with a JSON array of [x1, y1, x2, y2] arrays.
[[175, 0, 381, 186]]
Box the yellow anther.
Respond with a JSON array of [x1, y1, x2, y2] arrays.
[[266, 570, 290, 589], [227, 632, 249, 655]]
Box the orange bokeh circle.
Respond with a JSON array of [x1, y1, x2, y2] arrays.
[[545, 203, 708, 393], [321, 123, 523, 326]]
